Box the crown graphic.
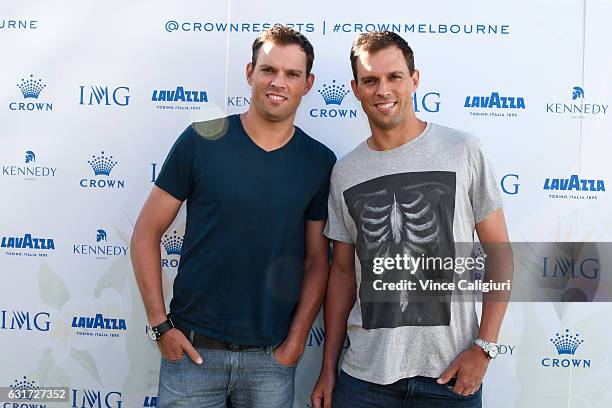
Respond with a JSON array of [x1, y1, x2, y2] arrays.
[[17, 74, 46, 99], [88, 151, 117, 176], [318, 80, 350, 105], [25, 151, 36, 164], [9, 376, 39, 400], [162, 231, 183, 256], [572, 86, 584, 100], [96, 229, 107, 242], [551, 329, 584, 355]]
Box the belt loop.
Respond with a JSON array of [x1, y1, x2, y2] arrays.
[[265, 346, 271, 355], [189, 330, 194, 344]]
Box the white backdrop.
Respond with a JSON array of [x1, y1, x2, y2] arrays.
[[1, 0, 612, 407]]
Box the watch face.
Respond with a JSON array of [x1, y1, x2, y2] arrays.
[[147, 327, 158, 341], [489, 346, 499, 358]]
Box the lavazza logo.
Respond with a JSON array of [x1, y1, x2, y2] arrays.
[[464, 91, 525, 118], [143, 396, 157, 407], [9, 74, 53, 112], [546, 86, 608, 118], [1, 150, 57, 181], [1, 232, 55, 257], [161, 230, 183, 269], [152, 86, 207, 111], [71, 389, 123, 408], [72, 228, 129, 260], [541, 329, 591, 369], [543, 174, 605, 200], [1, 309, 51, 332], [71, 313, 127, 339], [80, 151, 125, 189]]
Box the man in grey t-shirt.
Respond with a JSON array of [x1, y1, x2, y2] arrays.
[[311, 32, 511, 408]]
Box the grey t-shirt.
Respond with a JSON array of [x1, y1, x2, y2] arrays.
[[324, 122, 502, 385]]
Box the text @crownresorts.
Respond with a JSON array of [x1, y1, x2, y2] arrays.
[[371, 254, 512, 293]]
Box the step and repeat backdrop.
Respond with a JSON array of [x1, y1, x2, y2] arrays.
[[1, 0, 612, 407]]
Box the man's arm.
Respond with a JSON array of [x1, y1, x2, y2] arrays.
[[131, 186, 201, 364], [312, 241, 356, 408], [273, 220, 332, 366], [437, 208, 512, 395]]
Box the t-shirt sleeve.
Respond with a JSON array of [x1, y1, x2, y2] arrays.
[[154, 126, 195, 201], [468, 138, 503, 224], [305, 151, 337, 221], [323, 168, 354, 243]]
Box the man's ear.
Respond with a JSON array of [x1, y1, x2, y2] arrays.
[[411, 69, 420, 93], [351, 79, 361, 102], [246, 63, 254, 86], [303, 73, 315, 95]]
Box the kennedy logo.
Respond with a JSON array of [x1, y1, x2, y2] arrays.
[[79, 85, 130, 107], [152, 86, 208, 111], [1, 233, 55, 257], [546, 86, 608, 118], [73, 229, 129, 260], [464, 91, 524, 118], [544, 174, 605, 200], [541, 329, 591, 368], [226, 96, 251, 108], [9, 74, 53, 112], [161, 231, 183, 269], [71, 313, 127, 339], [80, 151, 125, 190], [71, 389, 122, 408], [501, 173, 519, 195], [1, 310, 51, 332], [1, 150, 57, 181], [310, 80, 357, 119]]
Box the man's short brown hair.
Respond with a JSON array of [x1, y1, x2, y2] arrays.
[[251, 25, 315, 76], [350, 31, 415, 81]]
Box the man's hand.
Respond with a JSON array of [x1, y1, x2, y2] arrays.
[[158, 328, 203, 365], [437, 345, 490, 396], [272, 338, 304, 368], [311, 369, 336, 408]]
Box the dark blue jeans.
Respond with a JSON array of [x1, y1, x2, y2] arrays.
[[333, 370, 482, 408]]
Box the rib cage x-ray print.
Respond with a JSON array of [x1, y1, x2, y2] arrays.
[[343, 171, 456, 329]]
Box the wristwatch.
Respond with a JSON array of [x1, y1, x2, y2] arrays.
[[473, 338, 499, 359], [147, 315, 175, 341]]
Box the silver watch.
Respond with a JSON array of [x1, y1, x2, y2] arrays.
[[473, 338, 499, 359]]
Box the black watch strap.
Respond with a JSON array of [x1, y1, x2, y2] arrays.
[[149, 315, 175, 341]]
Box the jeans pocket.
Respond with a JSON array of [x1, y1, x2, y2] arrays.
[[162, 353, 186, 366], [269, 347, 296, 369]]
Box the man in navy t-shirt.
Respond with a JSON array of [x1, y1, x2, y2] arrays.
[[131, 26, 336, 407]]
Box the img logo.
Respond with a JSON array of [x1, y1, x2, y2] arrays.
[[543, 174, 605, 200], [413, 91, 441, 113], [1, 150, 57, 181], [150, 163, 158, 183], [72, 228, 129, 260], [542, 257, 599, 280], [464, 91, 525, 118], [79, 85, 130, 107], [1, 310, 51, 332], [546, 86, 608, 118], [541, 329, 591, 368], [310, 80, 357, 119], [501, 173, 519, 195], [80, 151, 125, 189], [9, 74, 53, 112], [0, 233, 55, 257], [71, 313, 127, 339], [152, 86, 208, 111], [71, 389, 123, 408], [161, 231, 183, 269]]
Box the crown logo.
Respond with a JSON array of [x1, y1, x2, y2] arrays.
[[162, 231, 183, 256], [25, 151, 36, 164], [88, 151, 117, 176], [17, 75, 46, 99], [551, 329, 584, 355], [572, 86, 584, 100], [318, 80, 350, 105], [96, 229, 107, 242], [9, 376, 39, 400]]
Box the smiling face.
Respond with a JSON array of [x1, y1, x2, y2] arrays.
[[246, 41, 314, 123], [351, 45, 419, 131]]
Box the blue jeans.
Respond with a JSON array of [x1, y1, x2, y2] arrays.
[[333, 370, 482, 408], [157, 346, 295, 407]]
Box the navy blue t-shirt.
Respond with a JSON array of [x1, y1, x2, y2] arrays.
[[155, 114, 336, 346]]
